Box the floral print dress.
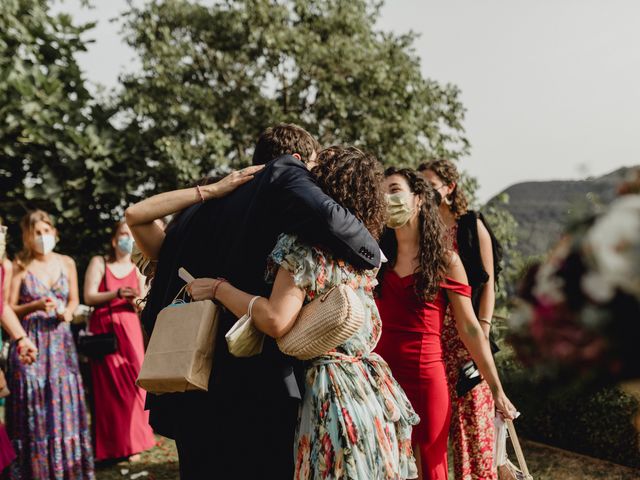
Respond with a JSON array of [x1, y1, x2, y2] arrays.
[[442, 225, 497, 480], [267, 234, 419, 480], [6, 270, 94, 480]]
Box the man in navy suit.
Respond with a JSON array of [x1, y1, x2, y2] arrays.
[[142, 124, 380, 479]]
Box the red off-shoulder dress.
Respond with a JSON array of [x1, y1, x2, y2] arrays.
[[375, 271, 471, 480]]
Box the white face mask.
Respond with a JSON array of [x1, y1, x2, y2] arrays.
[[34, 234, 56, 255]]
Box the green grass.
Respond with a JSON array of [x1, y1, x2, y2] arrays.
[[95, 436, 178, 480], [95, 436, 640, 480]]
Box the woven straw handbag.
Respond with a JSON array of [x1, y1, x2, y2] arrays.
[[277, 284, 365, 360], [498, 419, 534, 480]]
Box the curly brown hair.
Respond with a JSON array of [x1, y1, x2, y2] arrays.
[[379, 168, 448, 302], [418, 159, 469, 219], [312, 146, 386, 241]]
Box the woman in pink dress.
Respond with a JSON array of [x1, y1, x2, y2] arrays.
[[83, 221, 155, 462], [2, 253, 38, 474], [0, 220, 38, 473]]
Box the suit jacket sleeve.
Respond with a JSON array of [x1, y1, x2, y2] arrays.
[[269, 155, 380, 270]]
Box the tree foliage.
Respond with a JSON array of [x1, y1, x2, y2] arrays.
[[1, 0, 472, 271], [116, 0, 469, 193], [0, 0, 122, 267]]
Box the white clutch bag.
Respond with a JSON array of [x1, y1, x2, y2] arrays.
[[225, 296, 264, 357]]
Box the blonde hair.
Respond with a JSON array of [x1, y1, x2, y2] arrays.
[[16, 210, 56, 270]]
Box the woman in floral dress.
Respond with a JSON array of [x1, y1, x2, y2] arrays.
[[188, 147, 419, 479], [419, 160, 502, 480], [7, 210, 94, 480]]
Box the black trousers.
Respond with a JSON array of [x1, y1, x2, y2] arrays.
[[174, 391, 299, 480]]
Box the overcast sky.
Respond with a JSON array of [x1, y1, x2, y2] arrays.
[[53, 0, 640, 201]]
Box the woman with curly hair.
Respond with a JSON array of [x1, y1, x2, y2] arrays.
[[418, 159, 503, 480], [187, 147, 419, 479], [374, 168, 515, 480]]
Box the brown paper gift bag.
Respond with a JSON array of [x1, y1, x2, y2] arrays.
[[136, 287, 219, 394]]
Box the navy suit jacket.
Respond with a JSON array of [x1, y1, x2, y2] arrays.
[[142, 154, 380, 438]]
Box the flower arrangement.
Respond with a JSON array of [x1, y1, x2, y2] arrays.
[[509, 190, 640, 387]]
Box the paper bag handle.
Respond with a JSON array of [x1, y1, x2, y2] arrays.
[[506, 419, 532, 478], [172, 284, 190, 304]]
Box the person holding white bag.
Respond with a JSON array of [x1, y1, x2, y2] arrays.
[[187, 147, 419, 480]]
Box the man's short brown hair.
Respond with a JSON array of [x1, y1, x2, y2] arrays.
[[251, 123, 321, 165]]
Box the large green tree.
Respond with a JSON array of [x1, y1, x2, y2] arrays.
[[0, 0, 472, 273], [117, 0, 470, 192], [0, 0, 121, 266]]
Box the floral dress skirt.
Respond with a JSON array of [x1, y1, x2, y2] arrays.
[[296, 352, 418, 479], [267, 234, 419, 480], [6, 271, 94, 480], [442, 307, 496, 480]]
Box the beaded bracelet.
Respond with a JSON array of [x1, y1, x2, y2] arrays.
[[195, 185, 206, 203], [212, 278, 228, 301]]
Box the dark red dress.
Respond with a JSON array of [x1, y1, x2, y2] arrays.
[[89, 266, 155, 461], [375, 271, 471, 480]]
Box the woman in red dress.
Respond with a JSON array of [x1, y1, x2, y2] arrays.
[[375, 168, 516, 480], [420, 159, 502, 480], [83, 221, 155, 462]]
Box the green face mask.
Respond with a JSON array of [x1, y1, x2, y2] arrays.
[[386, 192, 416, 229]]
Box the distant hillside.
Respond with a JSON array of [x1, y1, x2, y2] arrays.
[[490, 166, 636, 257]]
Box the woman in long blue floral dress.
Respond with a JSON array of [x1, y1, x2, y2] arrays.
[[188, 147, 419, 479], [7, 210, 94, 480]]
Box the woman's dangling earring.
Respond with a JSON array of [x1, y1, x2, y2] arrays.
[[444, 195, 453, 206]]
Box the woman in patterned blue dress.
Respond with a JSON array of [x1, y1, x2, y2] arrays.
[[188, 147, 419, 479], [7, 210, 94, 480]]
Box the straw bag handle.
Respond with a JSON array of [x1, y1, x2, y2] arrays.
[[505, 419, 532, 479]]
